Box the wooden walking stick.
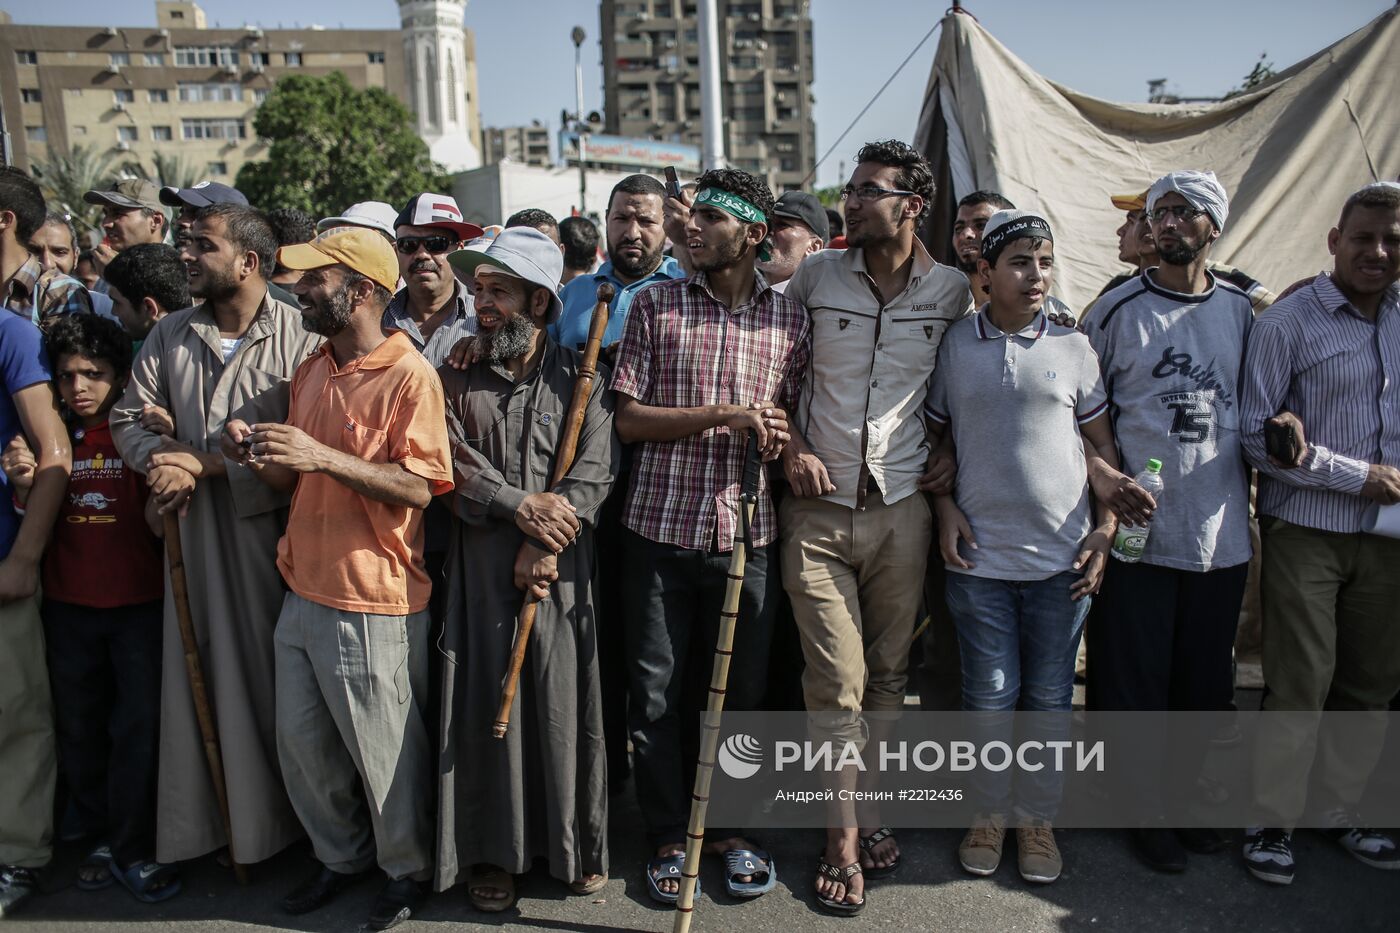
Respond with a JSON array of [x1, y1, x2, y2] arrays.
[[674, 431, 763, 932], [492, 281, 614, 739], [164, 511, 247, 885]]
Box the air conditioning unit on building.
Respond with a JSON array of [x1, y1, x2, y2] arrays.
[[245, 26, 264, 38], [112, 101, 126, 111], [222, 63, 238, 75], [226, 137, 240, 147], [734, 39, 753, 48], [115, 140, 130, 151], [663, 38, 676, 48], [103, 26, 118, 37], [250, 62, 265, 74], [635, 12, 650, 21], [105, 63, 122, 74], [747, 12, 761, 21], [158, 28, 170, 37]]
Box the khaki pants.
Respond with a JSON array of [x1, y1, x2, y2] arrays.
[[1254, 517, 1400, 824], [0, 593, 55, 868], [781, 491, 931, 745], [274, 592, 433, 882]]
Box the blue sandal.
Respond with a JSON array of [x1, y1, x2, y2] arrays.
[[111, 859, 181, 904], [645, 852, 699, 905], [722, 848, 776, 898], [76, 843, 113, 891]]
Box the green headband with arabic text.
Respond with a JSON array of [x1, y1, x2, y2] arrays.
[[693, 187, 771, 260]]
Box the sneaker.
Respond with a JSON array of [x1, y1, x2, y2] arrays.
[[1322, 814, 1400, 870], [958, 813, 1007, 876], [1243, 828, 1294, 885], [1016, 818, 1062, 883], [1132, 826, 1187, 873], [0, 865, 39, 918]]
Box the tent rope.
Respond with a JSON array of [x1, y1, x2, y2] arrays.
[[802, 19, 944, 187]]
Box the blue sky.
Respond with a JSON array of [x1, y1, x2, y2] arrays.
[[5, 0, 1390, 186]]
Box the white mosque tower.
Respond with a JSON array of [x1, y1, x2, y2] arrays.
[[397, 0, 481, 172]]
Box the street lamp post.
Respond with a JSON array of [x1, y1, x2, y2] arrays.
[[571, 25, 587, 216]]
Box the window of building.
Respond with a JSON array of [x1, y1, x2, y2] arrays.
[[117, 126, 139, 142], [368, 51, 386, 64], [178, 82, 243, 103], [181, 118, 247, 141], [284, 52, 303, 67], [148, 89, 169, 102], [253, 88, 270, 104], [170, 9, 184, 18], [207, 161, 228, 175], [26, 126, 46, 143], [114, 89, 135, 104], [16, 50, 38, 65], [251, 52, 271, 66], [21, 89, 41, 103], [144, 52, 165, 66], [152, 125, 173, 141], [109, 52, 131, 66], [174, 45, 239, 67]]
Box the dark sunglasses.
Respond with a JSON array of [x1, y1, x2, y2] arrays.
[[395, 235, 456, 255]]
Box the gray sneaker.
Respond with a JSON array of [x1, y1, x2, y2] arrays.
[[0, 865, 39, 918], [1016, 818, 1063, 883], [1322, 810, 1400, 870], [958, 813, 1006, 876], [1243, 828, 1294, 885]]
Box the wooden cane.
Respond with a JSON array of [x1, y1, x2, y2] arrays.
[[164, 511, 248, 885], [674, 432, 762, 932], [492, 281, 614, 739]]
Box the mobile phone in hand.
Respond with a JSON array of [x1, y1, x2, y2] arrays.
[[664, 166, 681, 201], [1264, 420, 1300, 465]]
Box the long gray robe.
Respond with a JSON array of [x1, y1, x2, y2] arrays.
[[111, 295, 321, 864], [435, 339, 618, 891]]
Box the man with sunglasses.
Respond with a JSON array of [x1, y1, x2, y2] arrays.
[[779, 140, 973, 914], [384, 194, 485, 368], [1080, 170, 1254, 873]]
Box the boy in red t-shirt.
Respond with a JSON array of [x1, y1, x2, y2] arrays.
[[1, 314, 175, 903]]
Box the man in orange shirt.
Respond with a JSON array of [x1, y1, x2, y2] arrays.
[[222, 228, 452, 932]]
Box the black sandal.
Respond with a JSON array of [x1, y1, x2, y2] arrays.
[[859, 827, 902, 878], [815, 855, 864, 915]]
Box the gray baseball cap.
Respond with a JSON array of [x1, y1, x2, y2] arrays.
[[772, 191, 830, 243], [448, 227, 563, 320]]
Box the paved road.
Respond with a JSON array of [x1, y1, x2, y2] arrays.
[[11, 691, 1400, 932]]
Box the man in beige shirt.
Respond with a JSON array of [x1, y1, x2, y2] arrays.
[[780, 139, 972, 915]]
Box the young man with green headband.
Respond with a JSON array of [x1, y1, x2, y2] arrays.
[[611, 168, 810, 905]]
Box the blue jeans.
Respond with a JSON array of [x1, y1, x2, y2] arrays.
[[944, 571, 1089, 820]]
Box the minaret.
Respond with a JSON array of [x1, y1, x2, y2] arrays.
[[397, 0, 481, 172]]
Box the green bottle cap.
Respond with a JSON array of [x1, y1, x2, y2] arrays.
[[1146, 458, 1163, 473]]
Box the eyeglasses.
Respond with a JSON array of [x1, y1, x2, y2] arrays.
[[1148, 205, 1208, 223], [395, 235, 456, 255], [840, 184, 916, 203]]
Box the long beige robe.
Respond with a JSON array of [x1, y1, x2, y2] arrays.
[[111, 295, 321, 864]]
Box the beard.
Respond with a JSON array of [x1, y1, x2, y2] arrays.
[[299, 279, 356, 337], [480, 312, 538, 362], [1159, 237, 1207, 266], [608, 235, 664, 280], [693, 227, 749, 273], [190, 261, 239, 301], [955, 254, 979, 274]]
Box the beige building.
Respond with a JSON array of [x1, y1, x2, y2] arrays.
[[0, 0, 482, 182], [483, 122, 552, 168], [600, 0, 816, 192]]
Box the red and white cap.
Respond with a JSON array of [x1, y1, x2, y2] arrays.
[[393, 192, 484, 241]]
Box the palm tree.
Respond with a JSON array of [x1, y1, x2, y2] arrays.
[[122, 151, 202, 191], [28, 143, 118, 228]]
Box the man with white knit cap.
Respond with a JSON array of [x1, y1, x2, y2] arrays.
[[1079, 170, 1255, 873]]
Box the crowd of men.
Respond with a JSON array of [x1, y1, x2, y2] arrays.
[[0, 137, 1397, 926]]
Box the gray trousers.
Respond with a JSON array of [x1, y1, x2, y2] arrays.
[[274, 592, 432, 881]]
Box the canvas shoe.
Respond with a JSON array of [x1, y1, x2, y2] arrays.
[[1322, 809, 1400, 870], [958, 813, 1007, 876], [0, 865, 39, 918], [1243, 828, 1294, 885], [1016, 818, 1063, 883]]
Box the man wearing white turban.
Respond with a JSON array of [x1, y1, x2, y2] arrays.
[[1079, 169, 1255, 874]]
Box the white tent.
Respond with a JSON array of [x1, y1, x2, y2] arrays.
[[914, 7, 1400, 311]]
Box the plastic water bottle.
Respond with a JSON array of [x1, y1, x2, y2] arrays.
[[1111, 458, 1164, 563]]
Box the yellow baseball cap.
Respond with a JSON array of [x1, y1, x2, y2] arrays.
[[277, 226, 399, 292], [1110, 190, 1149, 212]]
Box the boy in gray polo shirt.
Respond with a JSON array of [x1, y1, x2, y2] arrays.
[[927, 212, 1120, 886]]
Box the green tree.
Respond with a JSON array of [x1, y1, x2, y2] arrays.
[[236, 72, 449, 217], [28, 143, 118, 228], [814, 185, 845, 208]]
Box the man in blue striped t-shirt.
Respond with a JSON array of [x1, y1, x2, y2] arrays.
[[1238, 181, 1400, 885]]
